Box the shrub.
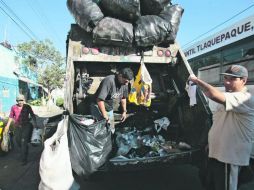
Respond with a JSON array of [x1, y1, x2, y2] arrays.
[[28, 99, 42, 106], [56, 97, 64, 107]]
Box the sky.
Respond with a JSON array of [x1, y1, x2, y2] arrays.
[[0, 0, 253, 57]]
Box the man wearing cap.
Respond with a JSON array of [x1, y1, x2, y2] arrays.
[[4, 94, 38, 165], [90, 67, 134, 133], [189, 65, 254, 190]]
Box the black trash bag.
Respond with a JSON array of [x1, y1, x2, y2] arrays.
[[99, 0, 141, 23], [134, 15, 172, 47], [93, 17, 134, 47], [140, 0, 171, 15], [92, 0, 101, 3], [67, 114, 112, 179], [116, 111, 156, 131], [127, 146, 152, 158], [159, 4, 184, 42], [67, 0, 104, 32]]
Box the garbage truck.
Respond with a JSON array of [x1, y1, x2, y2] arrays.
[[37, 0, 214, 180], [61, 23, 212, 178]]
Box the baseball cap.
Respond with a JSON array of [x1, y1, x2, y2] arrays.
[[119, 68, 134, 80], [16, 94, 25, 101], [220, 65, 248, 78]]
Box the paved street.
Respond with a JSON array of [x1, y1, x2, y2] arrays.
[[0, 106, 62, 190], [0, 106, 254, 190], [0, 143, 42, 190], [0, 149, 206, 190]]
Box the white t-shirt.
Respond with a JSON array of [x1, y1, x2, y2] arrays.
[[251, 144, 254, 159], [208, 87, 254, 166]]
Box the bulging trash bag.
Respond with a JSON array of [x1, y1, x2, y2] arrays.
[[140, 0, 171, 15], [31, 128, 43, 146], [159, 4, 184, 42], [93, 17, 134, 47], [1, 132, 11, 152], [67, 0, 104, 32], [39, 117, 79, 190], [99, 0, 141, 23], [67, 114, 112, 179], [134, 15, 172, 47]]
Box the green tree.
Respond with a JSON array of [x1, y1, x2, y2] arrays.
[[17, 39, 65, 93], [39, 62, 65, 93]]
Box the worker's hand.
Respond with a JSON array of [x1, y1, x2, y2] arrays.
[[121, 111, 127, 122], [104, 115, 110, 124], [188, 74, 198, 83]]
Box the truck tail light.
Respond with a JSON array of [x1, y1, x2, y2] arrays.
[[165, 50, 171, 57], [91, 48, 99, 55], [82, 47, 90, 54], [157, 50, 164, 57]]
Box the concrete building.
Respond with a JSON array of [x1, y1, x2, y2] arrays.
[[0, 42, 44, 115], [0, 43, 19, 114]]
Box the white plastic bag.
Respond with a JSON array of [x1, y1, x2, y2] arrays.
[[154, 117, 170, 132], [185, 80, 197, 106], [39, 117, 79, 190], [31, 128, 43, 146]]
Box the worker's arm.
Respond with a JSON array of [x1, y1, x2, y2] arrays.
[[4, 117, 13, 134], [120, 98, 127, 122], [189, 75, 226, 104], [96, 98, 109, 121]]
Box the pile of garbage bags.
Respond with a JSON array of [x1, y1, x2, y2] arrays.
[[67, 0, 184, 47]]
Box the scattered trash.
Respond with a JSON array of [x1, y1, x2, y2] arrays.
[[178, 142, 191, 150], [80, 118, 95, 125], [154, 117, 170, 132]]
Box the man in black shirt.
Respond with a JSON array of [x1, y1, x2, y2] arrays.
[[90, 68, 134, 133]]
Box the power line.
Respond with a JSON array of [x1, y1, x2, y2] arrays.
[[0, 0, 39, 40], [182, 3, 254, 48], [24, 0, 53, 40], [32, 0, 62, 45], [0, 5, 34, 40]]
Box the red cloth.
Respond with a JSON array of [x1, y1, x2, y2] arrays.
[[9, 104, 34, 125]]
